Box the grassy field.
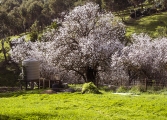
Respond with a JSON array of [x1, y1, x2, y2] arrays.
[[126, 12, 167, 37], [0, 90, 167, 120]]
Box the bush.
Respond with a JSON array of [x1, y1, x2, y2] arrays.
[[129, 85, 145, 94], [159, 88, 167, 95], [146, 86, 164, 94], [99, 85, 117, 92], [116, 86, 128, 93], [29, 32, 38, 42], [81, 82, 101, 94]]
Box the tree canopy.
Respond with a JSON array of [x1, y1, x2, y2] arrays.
[[10, 2, 126, 85]]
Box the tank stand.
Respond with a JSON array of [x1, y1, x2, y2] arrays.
[[18, 78, 45, 90]]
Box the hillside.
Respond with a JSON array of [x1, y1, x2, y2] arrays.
[[126, 12, 167, 37]]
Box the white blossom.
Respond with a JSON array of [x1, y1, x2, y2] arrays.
[[10, 2, 126, 83], [112, 33, 167, 85]]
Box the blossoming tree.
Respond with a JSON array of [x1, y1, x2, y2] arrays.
[[49, 2, 125, 85], [112, 33, 167, 86], [10, 2, 126, 85]]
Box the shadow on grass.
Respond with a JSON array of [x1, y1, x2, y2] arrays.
[[0, 89, 42, 98], [0, 115, 10, 120], [0, 112, 58, 120]]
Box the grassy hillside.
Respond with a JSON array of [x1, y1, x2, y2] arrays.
[[126, 12, 167, 37]]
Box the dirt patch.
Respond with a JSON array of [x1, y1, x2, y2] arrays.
[[40, 90, 57, 94], [113, 93, 139, 96]]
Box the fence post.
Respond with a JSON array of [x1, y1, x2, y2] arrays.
[[145, 79, 147, 91]]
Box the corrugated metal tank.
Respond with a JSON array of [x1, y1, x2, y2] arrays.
[[22, 59, 40, 80]]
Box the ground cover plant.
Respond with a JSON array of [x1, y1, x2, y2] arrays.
[[81, 82, 101, 94], [0, 90, 167, 120]]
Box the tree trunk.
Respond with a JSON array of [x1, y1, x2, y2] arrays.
[[86, 66, 98, 86], [1, 39, 8, 64]]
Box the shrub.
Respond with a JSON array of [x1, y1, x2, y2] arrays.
[[29, 32, 38, 42], [81, 82, 101, 94], [129, 85, 145, 94], [159, 88, 167, 95], [116, 86, 128, 93]]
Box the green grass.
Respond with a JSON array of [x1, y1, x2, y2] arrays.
[[0, 40, 10, 62], [0, 90, 167, 120], [126, 12, 167, 37]]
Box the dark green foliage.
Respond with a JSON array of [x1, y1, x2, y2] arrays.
[[0, 62, 20, 87], [0, 0, 76, 37], [81, 82, 101, 94], [0, 69, 18, 86], [49, 21, 59, 30], [0, 0, 163, 39], [29, 32, 38, 42]]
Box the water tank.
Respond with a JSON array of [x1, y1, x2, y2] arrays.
[[22, 59, 40, 80]]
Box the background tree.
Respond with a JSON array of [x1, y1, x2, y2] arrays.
[[111, 33, 167, 86], [128, 0, 146, 8], [0, 12, 11, 64], [159, 0, 167, 10], [111, 0, 132, 22]]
